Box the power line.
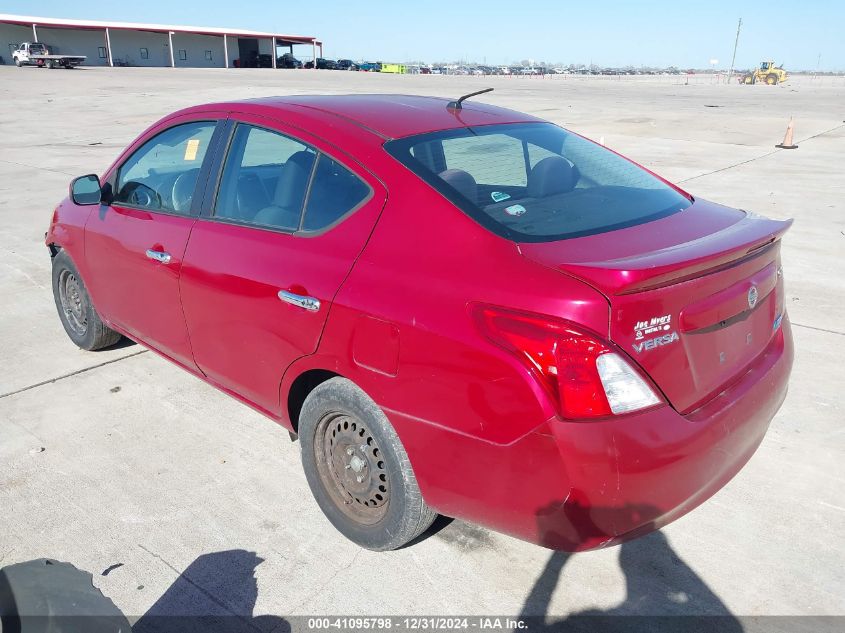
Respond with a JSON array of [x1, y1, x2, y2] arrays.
[[727, 17, 742, 83]]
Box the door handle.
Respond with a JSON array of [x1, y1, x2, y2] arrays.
[[278, 290, 320, 312], [145, 249, 172, 264]]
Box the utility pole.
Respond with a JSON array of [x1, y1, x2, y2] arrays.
[[727, 17, 742, 84]]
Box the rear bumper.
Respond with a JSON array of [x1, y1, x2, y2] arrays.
[[390, 317, 793, 551]]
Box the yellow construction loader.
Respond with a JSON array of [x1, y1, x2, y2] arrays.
[[739, 61, 788, 85]]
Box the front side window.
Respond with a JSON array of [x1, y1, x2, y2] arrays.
[[114, 121, 216, 213], [215, 124, 316, 230], [387, 123, 691, 242]]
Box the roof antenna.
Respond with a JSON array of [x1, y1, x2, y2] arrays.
[[447, 87, 494, 110]]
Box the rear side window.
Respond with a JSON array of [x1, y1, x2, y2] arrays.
[[214, 124, 316, 231], [114, 121, 216, 214], [214, 123, 370, 233], [302, 155, 371, 232], [386, 123, 691, 242]]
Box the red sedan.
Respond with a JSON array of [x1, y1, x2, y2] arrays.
[[47, 93, 793, 551]]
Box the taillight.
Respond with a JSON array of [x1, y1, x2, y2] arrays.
[[473, 305, 661, 419]]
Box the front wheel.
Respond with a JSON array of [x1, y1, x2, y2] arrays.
[[299, 377, 436, 551], [15, 58, 21, 67], [51, 250, 122, 350]]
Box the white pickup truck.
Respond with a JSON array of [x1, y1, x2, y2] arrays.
[[12, 42, 86, 69]]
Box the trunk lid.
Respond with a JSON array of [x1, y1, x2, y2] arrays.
[[519, 199, 791, 413]]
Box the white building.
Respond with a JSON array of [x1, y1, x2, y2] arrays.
[[0, 13, 322, 68]]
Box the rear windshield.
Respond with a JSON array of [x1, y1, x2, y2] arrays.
[[385, 123, 691, 242]]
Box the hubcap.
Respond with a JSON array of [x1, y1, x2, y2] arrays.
[[315, 413, 389, 526], [58, 270, 88, 336]]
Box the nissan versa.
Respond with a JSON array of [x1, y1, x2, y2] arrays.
[[47, 93, 793, 551]]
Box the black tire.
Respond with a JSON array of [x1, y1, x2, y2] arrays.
[[299, 377, 436, 551], [51, 250, 122, 351], [15, 58, 22, 67]]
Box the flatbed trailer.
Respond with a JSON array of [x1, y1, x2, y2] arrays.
[[12, 42, 86, 69]]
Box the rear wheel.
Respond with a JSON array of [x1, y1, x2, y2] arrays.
[[52, 250, 122, 351], [766, 73, 778, 85], [299, 377, 436, 551]]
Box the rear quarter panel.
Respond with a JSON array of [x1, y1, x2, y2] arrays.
[[283, 157, 610, 445]]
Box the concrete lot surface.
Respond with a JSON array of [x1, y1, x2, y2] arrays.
[[1, 67, 843, 623]]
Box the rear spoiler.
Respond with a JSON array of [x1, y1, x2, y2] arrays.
[[557, 216, 793, 295]]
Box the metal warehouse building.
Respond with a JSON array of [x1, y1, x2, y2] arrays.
[[0, 14, 321, 68]]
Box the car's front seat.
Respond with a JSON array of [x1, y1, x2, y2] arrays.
[[253, 151, 316, 229], [171, 168, 200, 213]]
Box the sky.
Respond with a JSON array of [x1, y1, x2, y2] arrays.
[[3, 0, 842, 70]]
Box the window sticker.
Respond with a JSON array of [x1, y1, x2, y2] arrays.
[[184, 139, 201, 161], [491, 191, 511, 202], [504, 204, 526, 216]]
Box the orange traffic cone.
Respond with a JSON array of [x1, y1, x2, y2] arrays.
[[776, 117, 798, 149]]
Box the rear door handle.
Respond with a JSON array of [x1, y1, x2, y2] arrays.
[[278, 290, 320, 312], [145, 249, 172, 264]]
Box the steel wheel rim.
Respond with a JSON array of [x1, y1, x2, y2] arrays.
[[58, 269, 88, 336], [314, 412, 389, 526]]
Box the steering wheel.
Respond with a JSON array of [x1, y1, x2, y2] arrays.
[[123, 182, 161, 209]]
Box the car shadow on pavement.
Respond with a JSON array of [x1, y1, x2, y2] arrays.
[[518, 498, 744, 632], [104, 336, 137, 351], [1, 550, 289, 633]]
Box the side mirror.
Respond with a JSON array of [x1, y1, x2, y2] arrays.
[[70, 174, 102, 205]]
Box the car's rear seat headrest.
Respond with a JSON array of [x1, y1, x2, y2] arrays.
[[438, 169, 478, 205], [528, 156, 579, 198]]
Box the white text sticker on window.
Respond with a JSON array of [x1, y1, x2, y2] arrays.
[[184, 139, 200, 161]]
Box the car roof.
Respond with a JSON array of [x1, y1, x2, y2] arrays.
[[190, 94, 543, 141]]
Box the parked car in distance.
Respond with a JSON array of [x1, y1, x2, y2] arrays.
[[336, 59, 358, 71], [48, 93, 793, 552], [277, 53, 302, 69], [305, 58, 337, 70], [357, 61, 381, 72]]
